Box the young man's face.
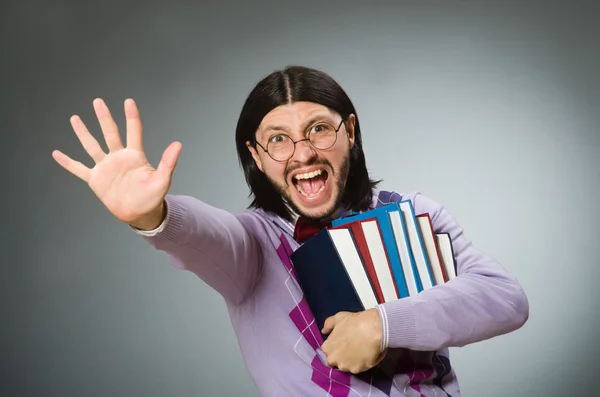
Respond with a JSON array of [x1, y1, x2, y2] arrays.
[[247, 101, 356, 220]]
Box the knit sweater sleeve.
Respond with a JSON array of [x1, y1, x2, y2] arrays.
[[131, 194, 262, 305], [376, 193, 529, 352]]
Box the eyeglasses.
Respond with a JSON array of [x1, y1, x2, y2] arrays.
[[254, 119, 345, 162]]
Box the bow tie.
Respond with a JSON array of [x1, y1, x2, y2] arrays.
[[293, 216, 331, 244]]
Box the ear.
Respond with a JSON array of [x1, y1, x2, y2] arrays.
[[246, 141, 264, 173], [345, 114, 356, 148]]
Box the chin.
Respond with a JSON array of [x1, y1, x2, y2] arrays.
[[292, 198, 338, 220]]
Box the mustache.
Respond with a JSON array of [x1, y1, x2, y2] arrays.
[[285, 158, 333, 181]]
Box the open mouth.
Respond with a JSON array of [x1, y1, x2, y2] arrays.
[[293, 169, 329, 199]]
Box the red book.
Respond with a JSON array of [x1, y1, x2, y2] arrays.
[[358, 217, 400, 302], [416, 213, 449, 284]]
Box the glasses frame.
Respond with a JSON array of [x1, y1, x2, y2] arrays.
[[254, 118, 346, 162]]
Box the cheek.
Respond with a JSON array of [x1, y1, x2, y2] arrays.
[[263, 162, 288, 183], [330, 149, 349, 170], [332, 136, 351, 159]]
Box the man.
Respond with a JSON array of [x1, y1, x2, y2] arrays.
[[52, 65, 529, 396]]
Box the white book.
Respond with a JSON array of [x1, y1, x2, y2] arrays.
[[436, 233, 457, 280], [399, 201, 434, 291], [328, 228, 379, 309]]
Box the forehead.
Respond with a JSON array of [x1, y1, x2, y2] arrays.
[[258, 102, 338, 131]]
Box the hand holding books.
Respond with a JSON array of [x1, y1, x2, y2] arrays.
[[320, 308, 387, 374]]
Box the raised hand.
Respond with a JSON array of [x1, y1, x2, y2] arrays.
[[52, 98, 182, 230]]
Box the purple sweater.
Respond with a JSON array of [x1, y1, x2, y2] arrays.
[[135, 189, 529, 397]]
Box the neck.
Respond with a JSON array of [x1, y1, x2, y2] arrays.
[[320, 206, 346, 223], [287, 204, 347, 225]]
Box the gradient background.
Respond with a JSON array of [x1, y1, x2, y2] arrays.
[[3, 1, 599, 396]]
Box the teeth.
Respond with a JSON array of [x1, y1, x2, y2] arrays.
[[294, 169, 323, 180], [295, 183, 326, 198]]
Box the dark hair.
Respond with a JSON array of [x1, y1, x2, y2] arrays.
[[235, 65, 381, 222]]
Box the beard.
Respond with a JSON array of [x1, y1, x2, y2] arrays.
[[266, 153, 351, 222]]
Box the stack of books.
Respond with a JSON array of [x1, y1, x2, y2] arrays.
[[290, 200, 457, 336]]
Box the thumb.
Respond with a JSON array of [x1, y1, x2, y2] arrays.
[[156, 141, 182, 181], [374, 348, 387, 365], [322, 316, 336, 335]]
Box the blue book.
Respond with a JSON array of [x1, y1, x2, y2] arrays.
[[290, 227, 379, 339], [398, 200, 435, 289], [331, 204, 411, 298], [388, 207, 422, 295]]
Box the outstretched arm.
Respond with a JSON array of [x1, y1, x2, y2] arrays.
[[133, 195, 262, 305]]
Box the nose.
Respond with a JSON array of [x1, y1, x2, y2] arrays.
[[291, 138, 317, 163]]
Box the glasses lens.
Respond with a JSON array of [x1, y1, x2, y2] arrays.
[[268, 135, 294, 161], [309, 122, 338, 149]]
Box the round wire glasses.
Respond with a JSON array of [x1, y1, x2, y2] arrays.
[[254, 119, 346, 162]]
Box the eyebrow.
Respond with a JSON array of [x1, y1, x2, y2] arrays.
[[259, 113, 338, 138]]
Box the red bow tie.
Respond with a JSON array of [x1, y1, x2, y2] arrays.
[[293, 217, 330, 243]]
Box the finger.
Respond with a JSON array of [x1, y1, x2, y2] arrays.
[[322, 316, 336, 334], [52, 150, 92, 182], [320, 342, 329, 355], [326, 356, 338, 369], [70, 115, 106, 163], [156, 141, 182, 181], [93, 98, 124, 152], [124, 98, 144, 151]]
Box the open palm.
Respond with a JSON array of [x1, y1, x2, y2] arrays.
[[52, 98, 182, 228]]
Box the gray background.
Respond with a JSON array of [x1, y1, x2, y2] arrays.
[[3, 0, 599, 396]]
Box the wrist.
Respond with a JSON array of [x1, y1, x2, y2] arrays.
[[364, 307, 384, 353], [375, 305, 388, 352], [129, 201, 166, 231]]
